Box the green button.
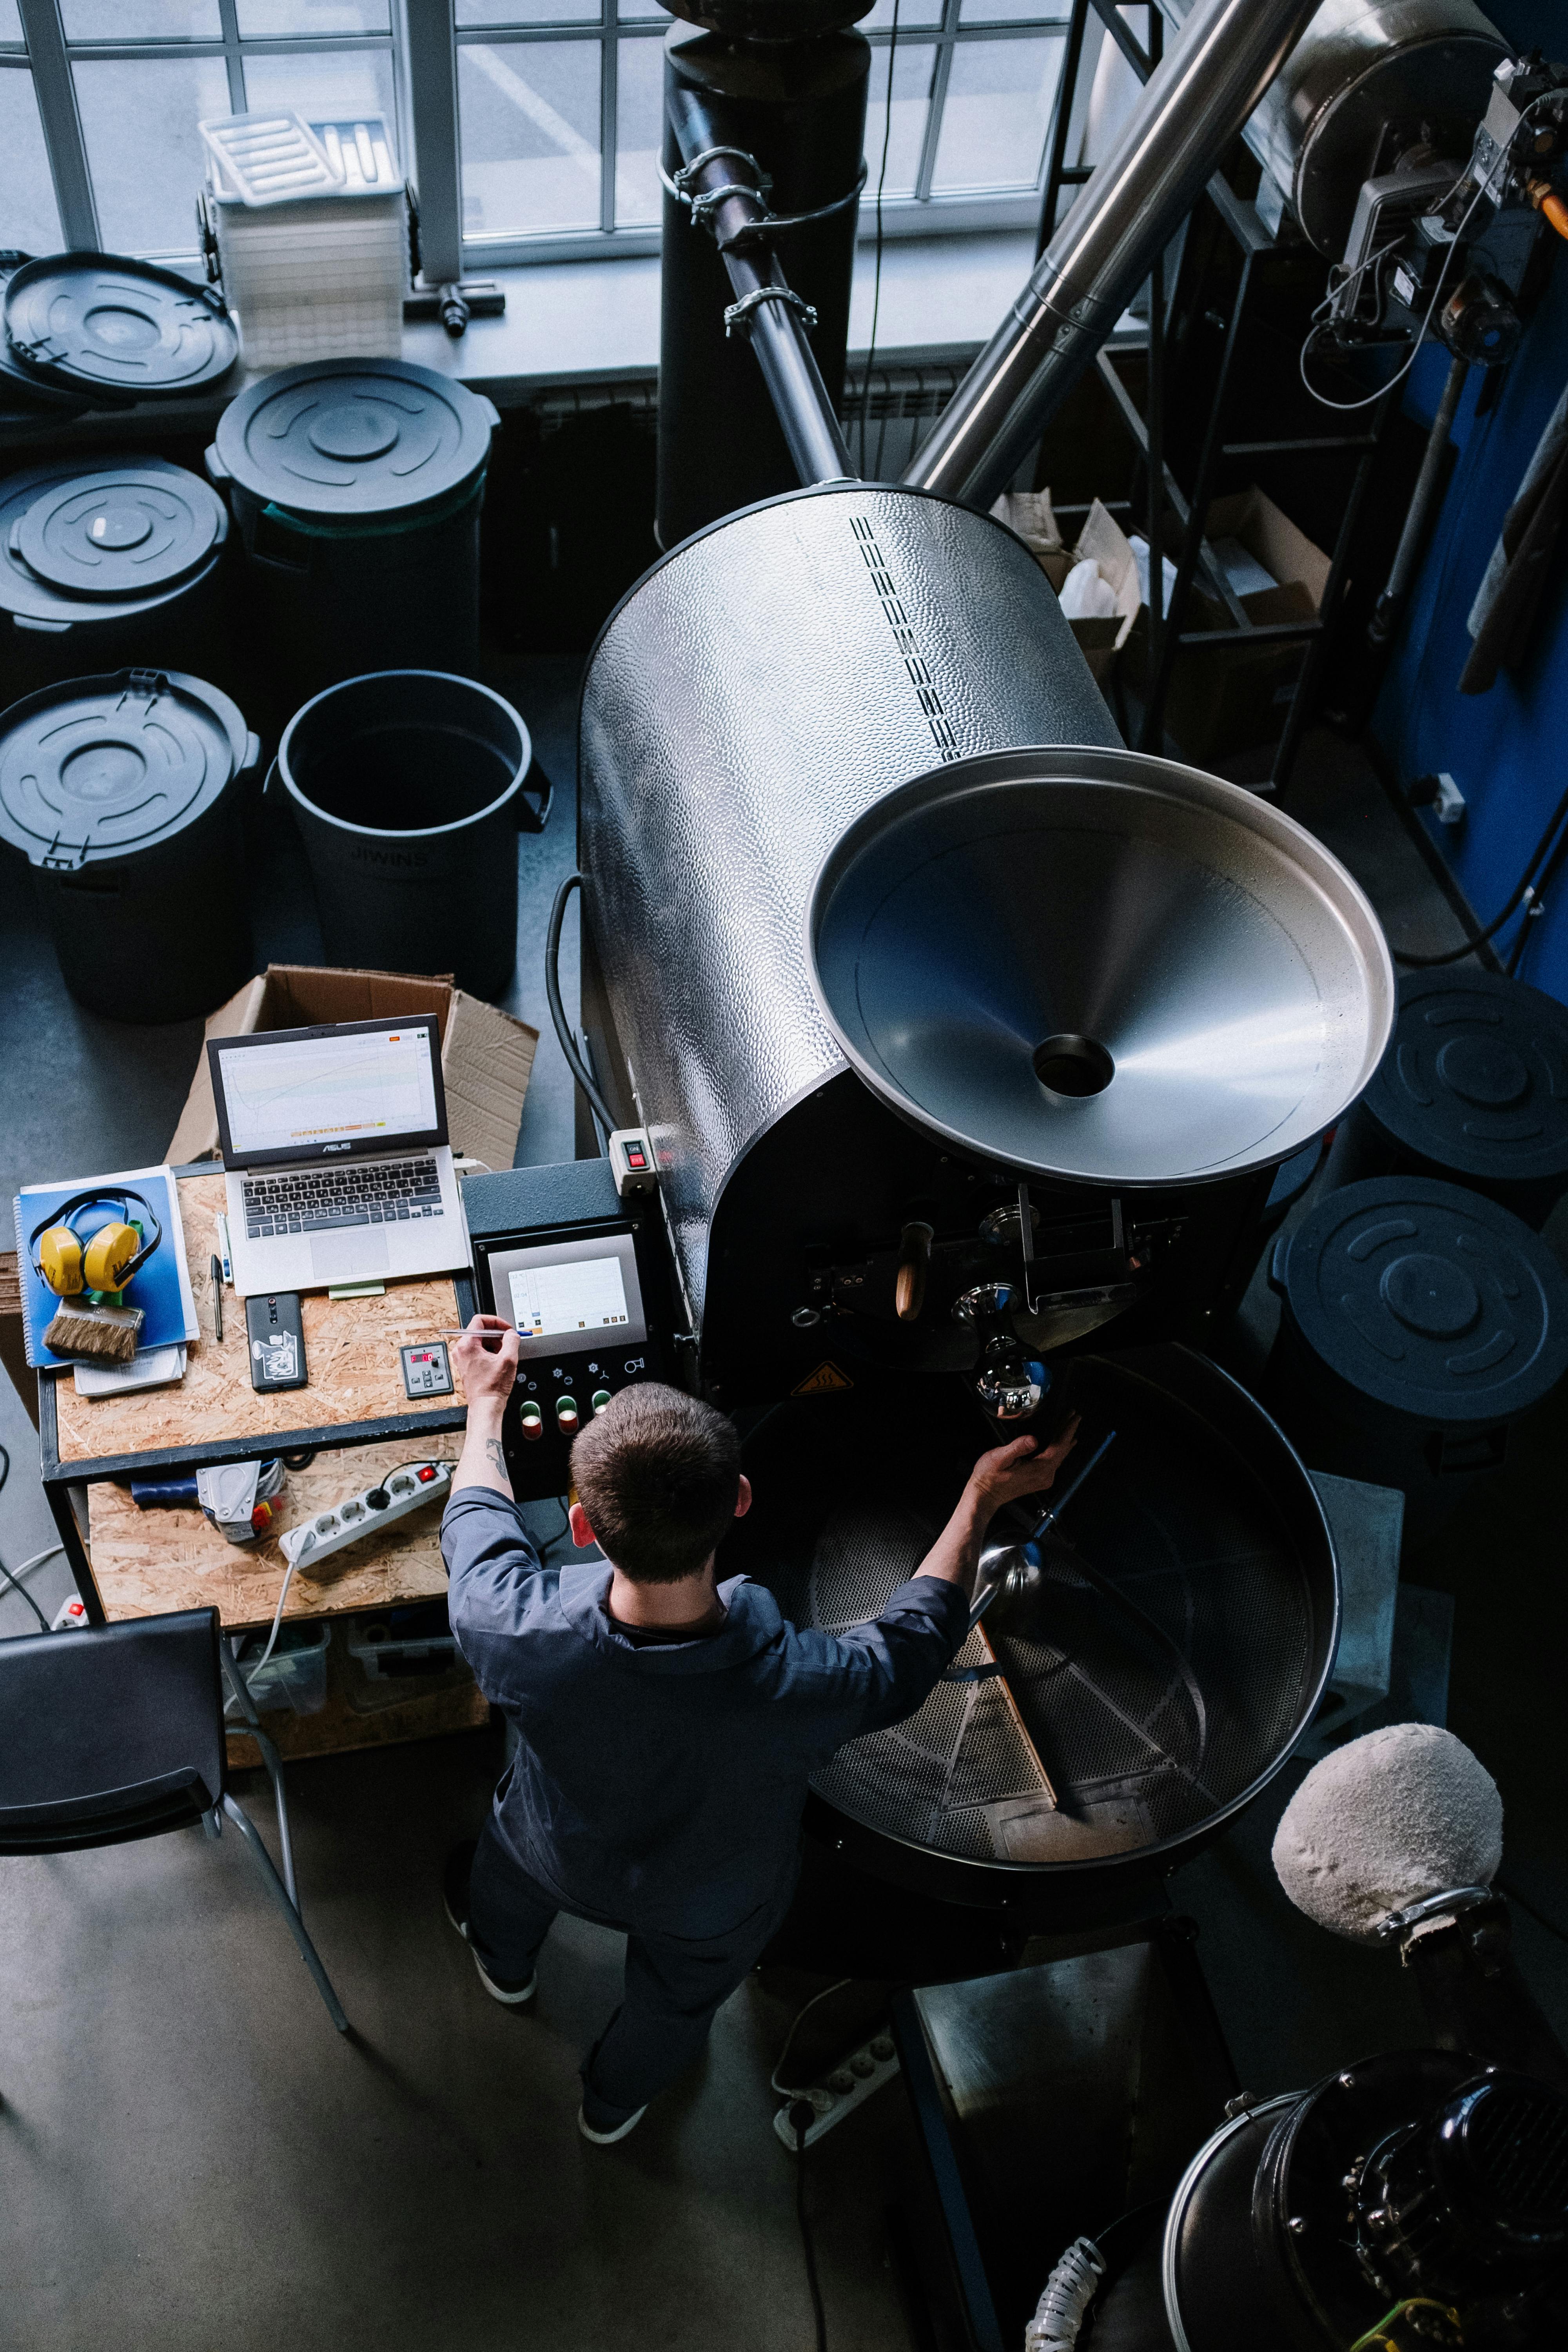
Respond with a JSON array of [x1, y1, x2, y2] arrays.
[[592, 1389, 612, 1413]]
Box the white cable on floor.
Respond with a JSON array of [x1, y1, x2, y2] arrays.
[[1024, 2237, 1106, 2352], [770, 1978, 854, 2096]]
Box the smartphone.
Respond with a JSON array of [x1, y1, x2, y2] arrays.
[[246, 1292, 308, 1392]]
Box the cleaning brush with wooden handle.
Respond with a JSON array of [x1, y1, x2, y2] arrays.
[[42, 1301, 145, 1364]]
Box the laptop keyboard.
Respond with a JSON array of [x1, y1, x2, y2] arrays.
[[243, 1157, 445, 1240]]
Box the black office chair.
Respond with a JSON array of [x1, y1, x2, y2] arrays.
[[0, 1607, 347, 2033]]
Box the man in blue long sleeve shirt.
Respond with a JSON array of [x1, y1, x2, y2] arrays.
[[441, 1313, 1076, 2143]]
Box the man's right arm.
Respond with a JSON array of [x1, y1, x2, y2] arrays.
[[809, 1419, 1082, 1740], [442, 1316, 543, 1645]]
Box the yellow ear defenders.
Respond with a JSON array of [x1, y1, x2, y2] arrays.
[[30, 1189, 163, 1299]]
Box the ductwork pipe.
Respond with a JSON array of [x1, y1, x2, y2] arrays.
[[902, 0, 1326, 511]]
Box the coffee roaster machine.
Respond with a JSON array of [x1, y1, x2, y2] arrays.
[[463, 0, 1568, 1932]]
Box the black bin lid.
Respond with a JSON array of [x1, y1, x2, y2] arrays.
[[1279, 1175, 1568, 1425], [15, 466, 226, 599], [0, 251, 93, 417], [3, 252, 237, 399], [0, 458, 224, 625], [0, 668, 249, 872], [210, 357, 495, 521], [1363, 969, 1568, 1185]]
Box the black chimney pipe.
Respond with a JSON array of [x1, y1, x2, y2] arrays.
[[656, 5, 870, 548]]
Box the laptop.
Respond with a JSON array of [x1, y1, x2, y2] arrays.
[[209, 1018, 470, 1298]]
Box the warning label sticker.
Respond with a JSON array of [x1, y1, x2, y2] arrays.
[[792, 1360, 853, 1395]]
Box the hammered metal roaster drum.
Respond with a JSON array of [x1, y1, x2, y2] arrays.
[[723, 1344, 1338, 1904], [577, 482, 1395, 1396]]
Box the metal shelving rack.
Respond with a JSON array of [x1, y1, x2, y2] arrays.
[[1036, 0, 1400, 795]]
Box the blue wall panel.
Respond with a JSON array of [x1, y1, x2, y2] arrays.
[[1371, 0, 1568, 1003]]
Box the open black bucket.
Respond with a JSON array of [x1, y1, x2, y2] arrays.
[[276, 671, 546, 1000]]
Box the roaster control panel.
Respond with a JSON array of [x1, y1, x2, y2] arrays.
[[471, 1206, 671, 1501]]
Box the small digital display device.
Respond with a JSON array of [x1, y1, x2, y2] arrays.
[[400, 1340, 454, 1398], [485, 1231, 648, 1363]]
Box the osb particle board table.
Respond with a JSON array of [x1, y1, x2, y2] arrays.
[[40, 1168, 481, 1633]]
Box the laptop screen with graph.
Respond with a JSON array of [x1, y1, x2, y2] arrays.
[[209, 1018, 449, 1170]]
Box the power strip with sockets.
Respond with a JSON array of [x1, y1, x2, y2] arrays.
[[279, 1459, 454, 1570], [772, 2028, 901, 2151]]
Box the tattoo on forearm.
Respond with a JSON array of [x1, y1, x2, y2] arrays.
[[484, 1437, 508, 1480]]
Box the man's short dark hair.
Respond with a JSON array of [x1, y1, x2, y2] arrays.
[[570, 1382, 742, 1585]]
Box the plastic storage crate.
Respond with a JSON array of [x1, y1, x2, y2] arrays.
[[201, 109, 408, 368], [229, 1618, 330, 1715], [345, 1598, 462, 1681]]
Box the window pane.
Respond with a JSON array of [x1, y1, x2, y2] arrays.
[[0, 0, 25, 40], [237, 1, 390, 31], [615, 34, 661, 226], [242, 45, 396, 127], [861, 0, 944, 30], [62, 2, 221, 34], [962, 0, 1071, 19], [457, 0, 600, 24], [617, 0, 666, 19], [932, 32, 1060, 190], [74, 54, 229, 254], [459, 40, 601, 235], [861, 38, 933, 200], [0, 66, 62, 250]]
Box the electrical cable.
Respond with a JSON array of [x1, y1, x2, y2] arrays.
[[793, 2101, 829, 2352], [1389, 776, 1568, 966], [770, 1976, 854, 2095], [0, 1552, 51, 1634], [858, 0, 901, 464], [545, 873, 616, 1139], [1298, 171, 1492, 416], [0, 1441, 63, 1633]]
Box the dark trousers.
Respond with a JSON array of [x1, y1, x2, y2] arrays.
[[468, 1817, 795, 2113]]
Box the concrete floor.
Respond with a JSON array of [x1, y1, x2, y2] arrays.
[[4, 676, 1568, 2351]]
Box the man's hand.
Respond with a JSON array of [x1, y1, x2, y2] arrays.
[[451, 1315, 521, 1500], [915, 1414, 1082, 1601], [967, 1416, 1080, 1518], [453, 1314, 519, 1410]]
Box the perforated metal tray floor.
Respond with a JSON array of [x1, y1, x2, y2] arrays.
[[727, 1351, 1331, 1876]]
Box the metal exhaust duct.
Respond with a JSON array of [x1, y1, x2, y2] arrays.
[[901, 0, 1327, 512]]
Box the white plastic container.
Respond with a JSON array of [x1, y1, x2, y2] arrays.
[[230, 1619, 331, 1715], [201, 109, 408, 369]]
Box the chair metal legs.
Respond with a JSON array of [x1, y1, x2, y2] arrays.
[[221, 1792, 349, 2034], [218, 1632, 298, 1906], [214, 1631, 347, 2034]]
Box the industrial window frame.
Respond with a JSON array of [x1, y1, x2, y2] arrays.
[[0, 0, 1089, 276]]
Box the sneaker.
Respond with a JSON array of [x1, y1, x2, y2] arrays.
[[443, 1840, 537, 2007], [578, 2097, 648, 2146]]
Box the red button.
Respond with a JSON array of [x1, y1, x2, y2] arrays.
[[416, 1465, 437, 1482]]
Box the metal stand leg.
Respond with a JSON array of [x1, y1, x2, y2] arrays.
[[219, 1632, 298, 1908], [221, 1792, 349, 2034]]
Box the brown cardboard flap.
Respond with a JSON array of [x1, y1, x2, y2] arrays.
[[1203, 486, 1330, 609], [165, 963, 536, 1172], [443, 989, 538, 1173]]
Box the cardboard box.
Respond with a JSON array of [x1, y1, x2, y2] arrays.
[[993, 491, 1142, 684], [1160, 486, 1329, 766], [166, 964, 537, 1176]]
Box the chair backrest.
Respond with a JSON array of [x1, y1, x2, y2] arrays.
[[0, 1608, 227, 1854]]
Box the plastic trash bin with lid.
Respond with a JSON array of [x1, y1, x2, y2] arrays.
[[1263, 1174, 1568, 1531], [206, 357, 499, 706], [0, 668, 259, 1022], [274, 668, 543, 999], [0, 458, 230, 698], [1323, 968, 1568, 1231]]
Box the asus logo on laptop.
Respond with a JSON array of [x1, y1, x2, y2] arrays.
[[324, 1142, 351, 1152]]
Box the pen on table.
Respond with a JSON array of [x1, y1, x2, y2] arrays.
[[211, 1255, 224, 1343]]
